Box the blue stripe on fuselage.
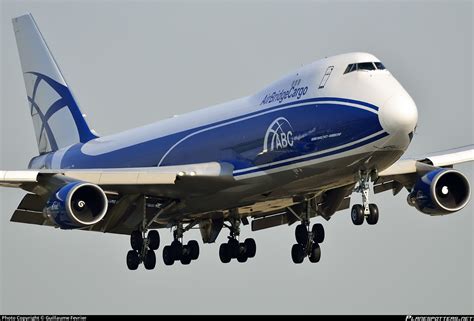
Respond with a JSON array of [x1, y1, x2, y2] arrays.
[[54, 98, 383, 175], [234, 131, 389, 176], [160, 103, 382, 170]]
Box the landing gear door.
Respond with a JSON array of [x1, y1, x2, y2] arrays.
[[318, 66, 334, 89]]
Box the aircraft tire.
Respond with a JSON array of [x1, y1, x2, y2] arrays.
[[244, 238, 256, 258], [180, 246, 192, 265], [312, 223, 325, 243], [227, 238, 240, 258], [367, 204, 379, 225], [171, 240, 183, 260], [237, 245, 248, 263], [188, 240, 200, 260], [130, 230, 143, 251], [219, 243, 231, 263], [126, 250, 140, 270], [163, 245, 174, 266], [295, 223, 308, 245], [147, 230, 160, 250], [351, 204, 364, 225], [308, 243, 321, 263], [291, 244, 305, 264], [143, 250, 156, 270]]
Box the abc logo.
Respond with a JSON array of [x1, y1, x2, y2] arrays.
[[263, 117, 294, 152]]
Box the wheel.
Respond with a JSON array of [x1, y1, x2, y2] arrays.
[[143, 250, 156, 270], [180, 253, 192, 265], [219, 243, 231, 263], [171, 240, 183, 260], [126, 250, 140, 270], [244, 238, 256, 258], [162, 245, 174, 266], [367, 203, 379, 225], [308, 243, 321, 263], [291, 244, 305, 264], [311, 223, 325, 243], [180, 245, 192, 265], [237, 245, 248, 263], [227, 238, 240, 258], [188, 240, 200, 260], [130, 230, 143, 251], [295, 224, 309, 245], [147, 230, 160, 250], [351, 204, 364, 225]]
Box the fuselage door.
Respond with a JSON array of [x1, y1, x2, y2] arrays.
[[318, 66, 334, 89]]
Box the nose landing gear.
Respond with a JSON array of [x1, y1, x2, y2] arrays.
[[351, 171, 379, 225]]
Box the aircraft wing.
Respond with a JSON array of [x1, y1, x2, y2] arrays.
[[374, 144, 474, 195], [1, 162, 236, 234], [0, 161, 235, 196]]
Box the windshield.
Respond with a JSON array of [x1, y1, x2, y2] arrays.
[[344, 62, 386, 74]]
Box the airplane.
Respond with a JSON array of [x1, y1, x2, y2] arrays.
[[1, 13, 473, 270]]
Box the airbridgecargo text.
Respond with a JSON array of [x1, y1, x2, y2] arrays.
[[260, 79, 309, 105]]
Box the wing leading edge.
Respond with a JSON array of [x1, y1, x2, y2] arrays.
[[375, 144, 473, 195]]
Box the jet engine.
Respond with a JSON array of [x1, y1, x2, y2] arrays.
[[407, 168, 470, 215], [44, 181, 108, 229]]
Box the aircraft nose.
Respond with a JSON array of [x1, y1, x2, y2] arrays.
[[379, 92, 418, 135]]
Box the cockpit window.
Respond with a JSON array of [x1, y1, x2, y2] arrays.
[[344, 64, 356, 74], [344, 61, 386, 74], [374, 62, 386, 70], [357, 62, 376, 70]]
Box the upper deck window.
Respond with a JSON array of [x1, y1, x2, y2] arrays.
[[344, 61, 385, 74]]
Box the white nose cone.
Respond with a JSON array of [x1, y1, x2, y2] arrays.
[[379, 93, 418, 135]]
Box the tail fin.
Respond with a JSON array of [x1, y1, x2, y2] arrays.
[[12, 13, 97, 154]]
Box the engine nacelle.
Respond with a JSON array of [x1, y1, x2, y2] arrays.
[[44, 181, 108, 229], [407, 168, 470, 215]]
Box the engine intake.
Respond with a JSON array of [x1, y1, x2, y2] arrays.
[[45, 182, 108, 229], [408, 168, 470, 215]]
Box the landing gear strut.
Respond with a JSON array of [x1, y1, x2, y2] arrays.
[[162, 223, 200, 266], [218, 215, 256, 264], [289, 199, 325, 264], [351, 171, 379, 225]]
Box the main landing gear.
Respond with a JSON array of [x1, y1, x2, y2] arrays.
[[351, 171, 379, 225], [218, 216, 256, 264], [289, 200, 325, 264], [126, 196, 166, 270], [162, 223, 200, 266], [126, 229, 161, 270]]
